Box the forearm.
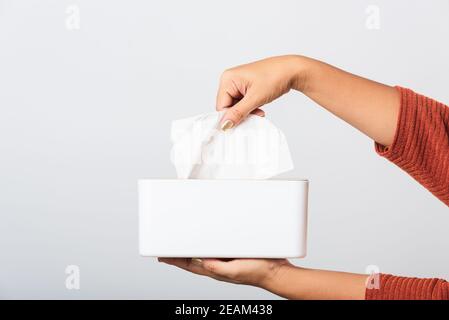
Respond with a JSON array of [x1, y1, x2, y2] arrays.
[[292, 56, 401, 147], [261, 264, 368, 300]]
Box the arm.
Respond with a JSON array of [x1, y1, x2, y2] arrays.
[[299, 56, 400, 147], [263, 264, 368, 300], [159, 258, 449, 300], [217, 55, 400, 147], [160, 55, 449, 299], [218, 55, 448, 205], [159, 258, 368, 300]]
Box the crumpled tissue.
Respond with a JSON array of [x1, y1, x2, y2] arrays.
[[170, 111, 293, 179]]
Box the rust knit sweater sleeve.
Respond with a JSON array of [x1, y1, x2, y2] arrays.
[[366, 86, 449, 300], [375, 86, 449, 205], [366, 274, 449, 300]]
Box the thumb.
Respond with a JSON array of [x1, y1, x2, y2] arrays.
[[219, 96, 258, 131]]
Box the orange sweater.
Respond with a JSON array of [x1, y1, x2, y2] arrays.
[[366, 86, 449, 300]]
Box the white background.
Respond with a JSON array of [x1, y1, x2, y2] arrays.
[[0, 0, 448, 299]]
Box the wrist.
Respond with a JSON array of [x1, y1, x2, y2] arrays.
[[285, 55, 314, 93], [258, 260, 296, 292]]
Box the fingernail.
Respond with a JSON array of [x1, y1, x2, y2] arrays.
[[221, 120, 234, 131], [191, 258, 203, 266]]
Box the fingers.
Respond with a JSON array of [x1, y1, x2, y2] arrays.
[[216, 89, 235, 111], [216, 72, 260, 130], [158, 258, 239, 281], [216, 92, 265, 129], [219, 96, 260, 130], [216, 75, 243, 111], [250, 108, 265, 117], [159, 258, 279, 286], [158, 258, 212, 277]]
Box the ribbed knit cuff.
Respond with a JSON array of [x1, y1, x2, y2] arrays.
[[366, 273, 449, 300], [374, 86, 449, 206]]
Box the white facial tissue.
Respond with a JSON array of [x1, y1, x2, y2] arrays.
[[170, 111, 294, 179]]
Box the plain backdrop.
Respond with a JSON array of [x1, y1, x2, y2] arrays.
[[0, 0, 448, 299]]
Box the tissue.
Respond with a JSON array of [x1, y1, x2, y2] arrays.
[[170, 111, 293, 179]]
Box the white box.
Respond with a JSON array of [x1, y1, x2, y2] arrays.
[[138, 179, 308, 258]]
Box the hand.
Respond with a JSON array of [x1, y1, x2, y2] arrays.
[[158, 257, 368, 299], [216, 55, 307, 130], [216, 54, 399, 146], [158, 258, 291, 288]]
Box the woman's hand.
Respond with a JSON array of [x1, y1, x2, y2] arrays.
[[157, 54, 400, 299], [158, 258, 290, 288], [217, 55, 308, 130], [217, 54, 400, 147], [158, 257, 368, 299]]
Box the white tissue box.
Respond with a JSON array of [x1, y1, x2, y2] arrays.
[[138, 179, 308, 258]]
